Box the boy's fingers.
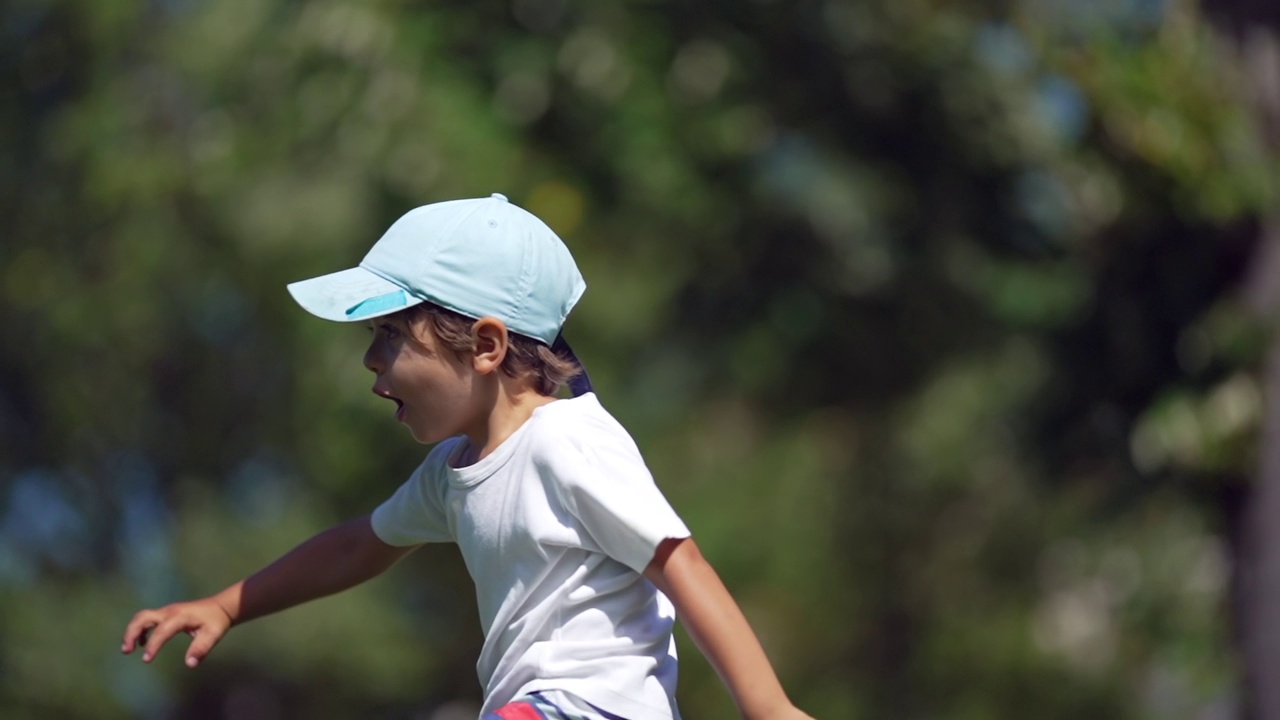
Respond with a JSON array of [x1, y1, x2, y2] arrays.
[[141, 617, 189, 663], [184, 628, 223, 669], [122, 611, 161, 653]]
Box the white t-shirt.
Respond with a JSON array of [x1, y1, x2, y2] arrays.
[[371, 393, 691, 719]]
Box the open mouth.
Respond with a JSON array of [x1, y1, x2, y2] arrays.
[[373, 386, 406, 420]]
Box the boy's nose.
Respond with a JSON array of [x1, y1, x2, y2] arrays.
[[363, 346, 382, 374]]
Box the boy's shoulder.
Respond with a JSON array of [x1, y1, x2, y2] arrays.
[[522, 394, 650, 478], [525, 393, 632, 449]]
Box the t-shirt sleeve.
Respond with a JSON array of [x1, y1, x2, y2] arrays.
[[548, 430, 691, 574], [370, 443, 455, 546]]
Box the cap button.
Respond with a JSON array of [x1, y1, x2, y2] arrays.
[[491, 193, 508, 202]]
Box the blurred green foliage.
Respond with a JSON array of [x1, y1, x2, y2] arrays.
[[1, 0, 1276, 718]]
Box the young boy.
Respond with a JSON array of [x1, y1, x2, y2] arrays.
[[121, 194, 812, 720]]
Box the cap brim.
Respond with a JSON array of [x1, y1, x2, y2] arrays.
[[287, 266, 423, 322]]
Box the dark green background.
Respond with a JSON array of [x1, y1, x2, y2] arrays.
[[2, 0, 1277, 718]]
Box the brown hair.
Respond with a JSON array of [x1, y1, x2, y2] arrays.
[[400, 302, 581, 396]]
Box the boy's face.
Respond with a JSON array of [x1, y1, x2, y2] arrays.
[[363, 314, 480, 444]]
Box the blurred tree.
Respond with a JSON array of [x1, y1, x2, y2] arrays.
[[1201, 0, 1280, 717], [0, 0, 1275, 718]]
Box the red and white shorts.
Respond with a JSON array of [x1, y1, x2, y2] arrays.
[[483, 690, 628, 720]]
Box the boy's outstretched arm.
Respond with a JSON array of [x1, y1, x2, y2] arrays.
[[121, 514, 415, 668], [644, 537, 814, 720]]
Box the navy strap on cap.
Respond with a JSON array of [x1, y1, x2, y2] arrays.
[[552, 334, 593, 397]]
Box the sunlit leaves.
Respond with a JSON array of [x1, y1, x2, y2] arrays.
[[1, 0, 1273, 718]]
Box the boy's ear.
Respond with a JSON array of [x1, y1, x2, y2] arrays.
[[470, 317, 509, 375]]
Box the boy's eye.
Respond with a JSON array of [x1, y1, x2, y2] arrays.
[[378, 323, 400, 338]]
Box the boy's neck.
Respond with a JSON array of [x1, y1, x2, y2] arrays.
[[461, 380, 558, 465]]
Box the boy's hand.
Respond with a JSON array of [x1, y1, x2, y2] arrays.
[[121, 598, 234, 668]]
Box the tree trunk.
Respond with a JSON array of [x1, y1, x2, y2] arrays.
[[1204, 2, 1280, 717]]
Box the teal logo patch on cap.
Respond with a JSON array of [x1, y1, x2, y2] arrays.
[[345, 290, 409, 319]]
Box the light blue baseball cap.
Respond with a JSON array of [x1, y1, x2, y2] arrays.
[[287, 193, 586, 346]]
